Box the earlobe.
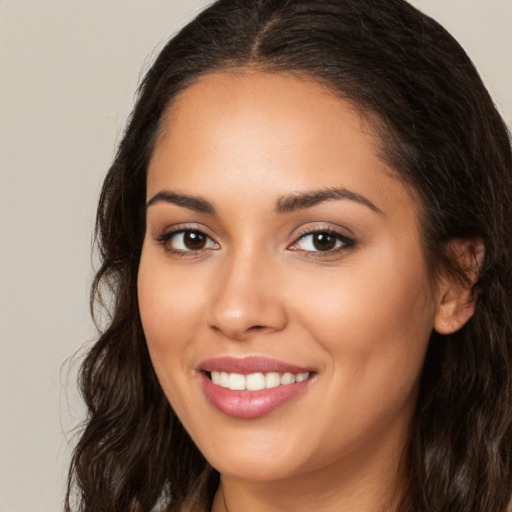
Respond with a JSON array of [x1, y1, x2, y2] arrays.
[[433, 238, 485, 335], [434, 297, 476, 335]]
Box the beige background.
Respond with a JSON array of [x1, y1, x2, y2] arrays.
[[0, 1, 510, 511]]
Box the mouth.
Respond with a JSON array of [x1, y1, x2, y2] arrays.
[[206, 370, 310, 390], [198, 356, 316, 419]]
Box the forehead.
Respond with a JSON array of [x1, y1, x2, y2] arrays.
[[147, 70, 416, 220], [154, 70, 376, 169]]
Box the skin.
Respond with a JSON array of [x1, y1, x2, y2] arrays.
[[138, 71, 474, 512]]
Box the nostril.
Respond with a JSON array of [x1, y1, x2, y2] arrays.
[[248, 325, 266, 332]]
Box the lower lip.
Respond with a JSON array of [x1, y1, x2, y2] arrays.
[[200, 373, 312, 419]]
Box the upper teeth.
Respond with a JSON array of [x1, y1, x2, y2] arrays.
[[210, 371, 310, 391]]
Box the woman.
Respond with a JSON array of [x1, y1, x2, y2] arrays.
[[66, 0, 512, 511]]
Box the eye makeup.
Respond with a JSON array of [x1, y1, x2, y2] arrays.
[[153, 224, 357, 261], [288, 227, 356, 255]]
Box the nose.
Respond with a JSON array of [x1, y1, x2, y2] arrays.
[[206, 252, 288, 341]]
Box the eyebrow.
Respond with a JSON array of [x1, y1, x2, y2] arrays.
[[274, 187, 383, 215], [145, 186, 383, 216], [146, 191, 216, 214]]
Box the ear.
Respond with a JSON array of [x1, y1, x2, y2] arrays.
[[434, 238, 485, 335]]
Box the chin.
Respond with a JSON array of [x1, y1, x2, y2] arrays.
[[193, 427, 329, 483], [209, 454, 303, 482]]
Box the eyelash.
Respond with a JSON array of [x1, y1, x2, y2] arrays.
[[155, 227, 219, 257], [289, 228, 356, 256], [154, 227, 356, 257]]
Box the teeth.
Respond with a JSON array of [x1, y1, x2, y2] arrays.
[[219, 371, 229, 388], [210, 371, 310, 390], [265, 372, 281, 388], [280, 372, 295, 385], [296, 372, 309, 382], [246, 372, 265, 391], [228, 373, 245, 390]]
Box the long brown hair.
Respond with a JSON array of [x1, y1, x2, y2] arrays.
[[67, 1, 512, 510]]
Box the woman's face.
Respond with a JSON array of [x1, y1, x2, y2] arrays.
[[138, 71, 438, 483]]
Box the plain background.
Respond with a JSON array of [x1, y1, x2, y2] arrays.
[[0, 1, 510, 511]]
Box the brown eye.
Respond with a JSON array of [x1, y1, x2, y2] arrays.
[[183, 231, 207, 250], [312, 232, 337, 251], [290, 229, 355, 254], [157, 229, 219, 253]]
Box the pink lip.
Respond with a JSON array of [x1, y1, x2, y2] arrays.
[[199, 356, 313, 375], [198, 356, 315, 419]]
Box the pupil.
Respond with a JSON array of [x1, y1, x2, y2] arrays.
[[313, 233, 336, 251], [184, 231, 206, 250]]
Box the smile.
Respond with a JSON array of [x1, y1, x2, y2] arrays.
[[210, 371, 310, 390], [199, 356, 315, 419]]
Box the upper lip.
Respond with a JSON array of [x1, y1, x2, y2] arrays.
[[199, 356, 314, 375]]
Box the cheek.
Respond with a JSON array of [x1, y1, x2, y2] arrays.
[[137, 250, 206, 368], [137, 250, 213, 423], [288, 241, 435, 393], [283, 247, 434, 459]]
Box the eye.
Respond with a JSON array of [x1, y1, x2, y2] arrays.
[[289, 229, 355, 253], [156, 229, 219, 253]]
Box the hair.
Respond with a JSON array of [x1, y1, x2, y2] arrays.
[[66, 0, 512, 511]]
